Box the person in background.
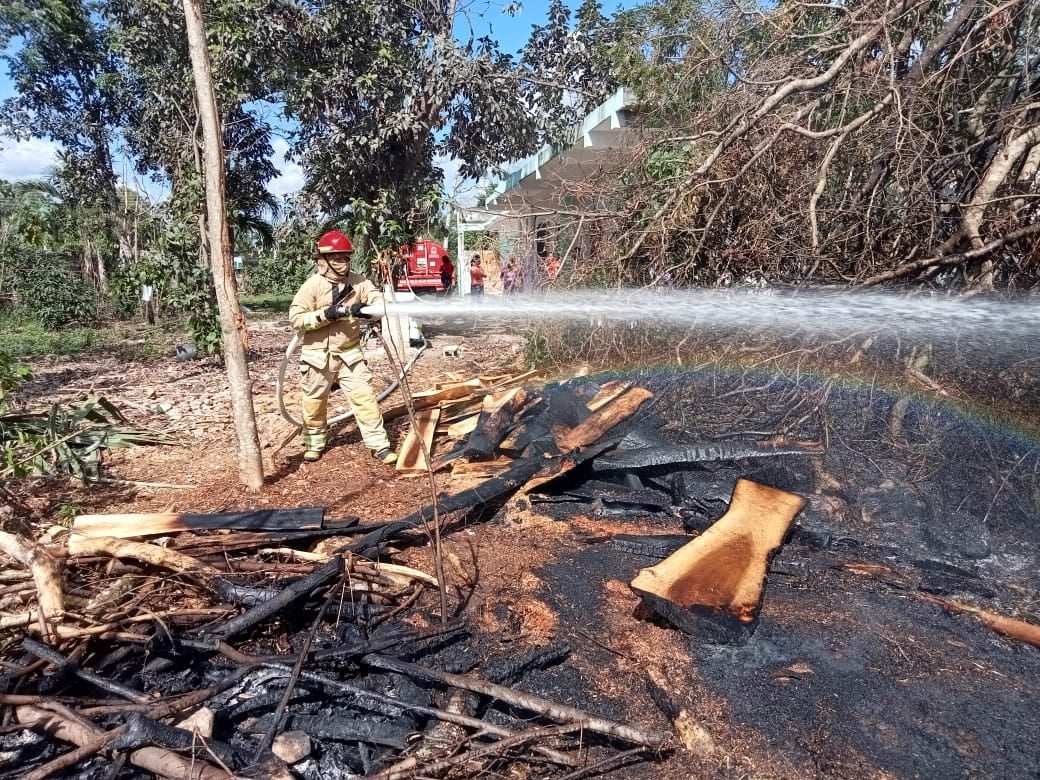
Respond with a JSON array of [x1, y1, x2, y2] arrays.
[[289, 229, 398, 465], [544, 252, 561, 283], [502, 259, 519, 294], [469, 254, 486, 298], [440, 254, 454, 297]]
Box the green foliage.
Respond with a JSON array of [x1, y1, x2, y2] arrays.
[[0, 312, 184, 360], [0, 315, 98, 357], [241, 254, 309, 297], [0, 394, 179, 482], [5, 249, 98, 328], [239, 293, 293, 313], [0, 351, 33, 411]]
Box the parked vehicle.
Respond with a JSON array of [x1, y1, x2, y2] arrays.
[[394, 239, 451, 293]]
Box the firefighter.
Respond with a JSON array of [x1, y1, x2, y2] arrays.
[[289, 230, 397, 465]]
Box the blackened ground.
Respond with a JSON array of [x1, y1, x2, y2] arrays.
[[7, 314, 1040, 778], [494, 366, 1040, 778]]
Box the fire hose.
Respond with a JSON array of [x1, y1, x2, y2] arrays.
[[275, 309, 427, 431]]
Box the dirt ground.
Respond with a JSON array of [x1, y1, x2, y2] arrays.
[[6, 307, 1040, 779]]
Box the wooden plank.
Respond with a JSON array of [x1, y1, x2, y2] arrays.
[[473, 369, 541, 397], [586, 380, 633, 413], [396, 408, 441, 473], [382, 380, 483, 421], [451, 456, 514, 478], [446, 413, 481, 439], [554, 387, 654, 452], [72, 507, 326, 539], [630, 479, 805, 637], [437, 398, 485, 424]]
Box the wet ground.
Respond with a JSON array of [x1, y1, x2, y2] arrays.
[[5, 309, 1040, 778], [473, 365, 1040, 777]]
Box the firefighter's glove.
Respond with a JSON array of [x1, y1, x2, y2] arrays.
[[349, 302, 372, 319], [324, 304, 345, 321]]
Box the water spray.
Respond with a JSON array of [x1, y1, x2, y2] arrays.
[[361, 288, 1040, 342]]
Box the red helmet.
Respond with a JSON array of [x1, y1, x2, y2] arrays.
[[316, 230, 353, 254]]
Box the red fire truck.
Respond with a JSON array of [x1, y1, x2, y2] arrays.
[[393, 239, 452, 293]]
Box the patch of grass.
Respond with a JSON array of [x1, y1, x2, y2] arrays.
[[0, 316, 99, 357], [0, 309, 189, 361], [241, 294, 292, 315]]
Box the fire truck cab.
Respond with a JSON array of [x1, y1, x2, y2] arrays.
[[394, 239, 452, 293]]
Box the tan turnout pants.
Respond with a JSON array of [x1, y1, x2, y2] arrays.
[[300, 352, 390, 452]]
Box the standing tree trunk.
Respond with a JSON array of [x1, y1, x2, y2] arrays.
[[181, 0, 264, 490]]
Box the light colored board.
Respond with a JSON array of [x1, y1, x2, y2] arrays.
[[72, 508, 325, 539], [396, 408, 441, 473], [586, 380, 633, 413], [554, 387, 654, 452], [630, 479, 805, 630], [446, 413, 481, 439], [451, 457, 514, 478]]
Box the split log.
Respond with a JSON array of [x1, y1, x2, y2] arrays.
[[71, 507, 325, 539], [451, 456, 514, 478], [0, 530, 64, 633], [586, 380, 634, 412], [462, 387, 527, 461], [554, 387, 654, 452], [594, 440, 824, 472], [65, 536, 218, 579], [630, 479, 805, 640], [396, 408, 440, 474]]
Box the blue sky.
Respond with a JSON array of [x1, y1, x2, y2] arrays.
[[0, 0, 578, 200]]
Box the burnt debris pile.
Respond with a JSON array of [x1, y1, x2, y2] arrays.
[[4, 366, 1040, 778], [0, 523, 670, 778]]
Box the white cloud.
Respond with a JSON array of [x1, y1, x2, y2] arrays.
[[269, 137, 305, 197], [0, 137, 61, 181]]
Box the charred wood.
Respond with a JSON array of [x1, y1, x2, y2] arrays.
[[205, 556, 343, 640], [363, 653, 672, 748], [483, 642, 573, 687], [557, 480, 673, 510], [210, 577, 279, 608], [110, 711, 245, 768], [347, 457, 549, 558], [593, 440, 824, 472], [612, 534, 692, 559], [631, 479, 806, 640], [462, 388, 527, 461], [22, 638, 150, 704], [247, 712, 414, 748], [241, 660, 577, 766]]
